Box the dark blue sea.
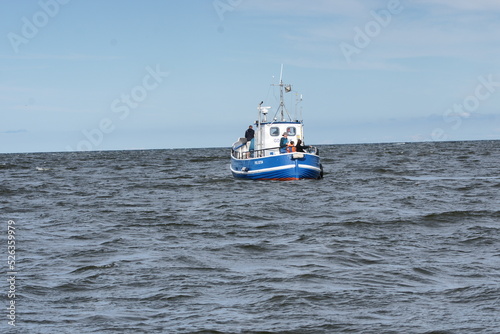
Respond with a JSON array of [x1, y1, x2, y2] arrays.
[[1, 140, 499, 333]]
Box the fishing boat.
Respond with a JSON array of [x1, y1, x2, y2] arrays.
[[230, 66, 323, 181]]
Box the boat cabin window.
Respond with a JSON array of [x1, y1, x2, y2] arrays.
[[287, 127, 296, 136], [270, 127, 280, 136]]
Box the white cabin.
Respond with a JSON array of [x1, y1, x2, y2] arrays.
[[232, 67, 307, 159], [254, 121, 303, 157]]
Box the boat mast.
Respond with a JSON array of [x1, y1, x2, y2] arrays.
[[279, 65, 285, 121], [257, 101, 263, 152], [273, 64, 292, 122]]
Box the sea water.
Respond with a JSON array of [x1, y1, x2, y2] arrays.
[[1, 140, 499, 333]]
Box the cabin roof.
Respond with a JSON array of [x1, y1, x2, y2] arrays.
[[255, 121, 302, 126]]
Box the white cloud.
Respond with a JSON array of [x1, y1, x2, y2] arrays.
[[418, 0, 500, 11], [239, 0, 377, 18], [0, 53, 119, 61], [262, 0, 500, 70]]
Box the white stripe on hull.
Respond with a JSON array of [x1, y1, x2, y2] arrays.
[[230, 164, 294, 175]]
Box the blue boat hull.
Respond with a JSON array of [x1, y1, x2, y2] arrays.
[[230, 152, 322, 180]]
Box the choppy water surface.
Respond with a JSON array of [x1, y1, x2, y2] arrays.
[[1, 140, 499, 333]]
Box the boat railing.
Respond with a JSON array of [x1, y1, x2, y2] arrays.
[[231, 146, 278, 159], [231, 146, 319, 159]]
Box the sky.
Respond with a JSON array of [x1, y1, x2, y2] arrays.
[[1, 0, 500, 153]]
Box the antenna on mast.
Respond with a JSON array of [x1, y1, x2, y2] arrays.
[[272, 64, 292, 122], [279, 63, 283, 84]]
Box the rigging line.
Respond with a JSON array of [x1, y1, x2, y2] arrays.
[[272, 83, 279, 105], [264, 84, 273, 107]]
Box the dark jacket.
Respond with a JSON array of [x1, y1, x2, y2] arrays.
[[296, 144, 309, 152], [245, 128, 254, 141], [279, 136, 288, 149]]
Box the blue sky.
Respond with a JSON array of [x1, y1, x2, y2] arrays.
[[1, 0, 500, 153]]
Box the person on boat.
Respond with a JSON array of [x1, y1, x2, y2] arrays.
[[245, 125, 254, 142], [295, 139, 310, 153], [279, 132, 288, 153], [244, 125, 255, 158], [287, 141, 296, 153]]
